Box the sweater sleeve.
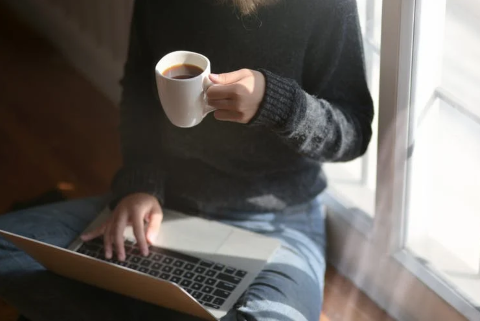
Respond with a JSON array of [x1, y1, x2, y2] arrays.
[[250, 0, 374, 163], [111, 1, 166, 206]]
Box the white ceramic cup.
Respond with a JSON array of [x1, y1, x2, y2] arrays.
[[155, 51, 215, 128]]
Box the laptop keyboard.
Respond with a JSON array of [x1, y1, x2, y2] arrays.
[[76, 238, 248, 309]]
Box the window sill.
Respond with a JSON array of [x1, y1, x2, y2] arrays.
[[322, 188, 374, 239]]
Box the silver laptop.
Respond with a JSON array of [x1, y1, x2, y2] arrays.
[[0, 207, 280, 320]]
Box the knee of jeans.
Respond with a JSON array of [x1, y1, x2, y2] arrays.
[[0, 238, 42, 280], [0, 236, 17, 261], [220, 309, 255, 321]]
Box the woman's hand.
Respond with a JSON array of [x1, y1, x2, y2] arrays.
[[207, 69, 266, 124], [81, 193, 163, 261]]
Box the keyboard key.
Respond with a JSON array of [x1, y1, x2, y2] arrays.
[[184, 272, 195, 279], [205, 278, 217, 286], [202, 286, 214, 294], [130, 257, 141, 264], [118, 261, 128, 267], [224, 267, 236, 274], [162, 266, 173, 273], [213, 289, 231, 299], [184, 263, 195, 271], [91, 237, 104, 245], [150, 247, 200, 264], [163, 257, 174, 265], [141, 259, 151, 267], [149, 270, 159, 277], [203, 302, 221, 310], [132, 248, 141, 256], [202, 294, 214, 303], [217, 281, 235, 291], [96, 251, 107, 257], [173, 260, 184, 268], [217, 273, 241, 285], [205, 270, 216, 277], [86, 250, 96, 258], [192, 291, 203, 299], [235, 270, 248, 278], [152, 255, 163, 261], [213, 263, 225, 271], [192, 283, 203, 290], [198, 300, 205, 305], [194, 275, 206, 283], [213, 298, 225, 306], [194, 267, 206, 274], [84, 243, 101, 252], [160, 273, 170, 280], [200, 260, 214, 268], [152, 263, 162, 270], [128, 264, 139, 270], [139, 267, 149, 274], [186, 288, 194, 294], [180, 280, 192, 288], [173, 269, 184, 276], [170, 276, 181, 284], [88, 248, 101, 256]]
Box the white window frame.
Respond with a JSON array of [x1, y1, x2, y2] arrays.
[[325, 0, 480, 320]]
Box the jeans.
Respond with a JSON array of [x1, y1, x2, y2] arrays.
[[0, 196, 327, 321]]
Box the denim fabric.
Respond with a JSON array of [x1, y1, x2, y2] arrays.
[[0, 196, 326, 321]]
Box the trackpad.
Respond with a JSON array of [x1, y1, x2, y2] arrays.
[[124, 210, 232, 254]]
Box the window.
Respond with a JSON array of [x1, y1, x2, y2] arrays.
[[404, 0, 480, 313], [325, 0, 480, 320]]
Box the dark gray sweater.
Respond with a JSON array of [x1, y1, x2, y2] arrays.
[[111, 0, 374, 214]]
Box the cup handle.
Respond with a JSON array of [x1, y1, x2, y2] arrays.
[[202, 76, 216, 115]]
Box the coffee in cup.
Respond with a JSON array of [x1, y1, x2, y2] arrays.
[[162, 64, 204, 80]]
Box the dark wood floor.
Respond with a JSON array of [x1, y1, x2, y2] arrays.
[[0, 4, 395, 321]]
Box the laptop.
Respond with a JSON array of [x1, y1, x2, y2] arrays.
[[0, 207, 281, 320]]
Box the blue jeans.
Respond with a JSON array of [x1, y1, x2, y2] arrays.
[[0, 196, 326, 321]]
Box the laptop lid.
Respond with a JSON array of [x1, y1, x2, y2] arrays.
[[0, 229, 217, 320], [0, 210, 280, 320]]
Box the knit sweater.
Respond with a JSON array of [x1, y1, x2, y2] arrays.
[[111, 0, 374, 214]]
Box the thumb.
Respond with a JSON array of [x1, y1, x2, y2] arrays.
[[210, 69, 249, 85], [146, 210, 163, 244]]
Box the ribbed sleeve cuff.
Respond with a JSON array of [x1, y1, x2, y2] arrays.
[[249, 69, 298, 129], [110, 166, 166, 209]]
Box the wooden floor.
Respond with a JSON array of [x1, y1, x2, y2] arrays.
[[0, 4, 395, 321]]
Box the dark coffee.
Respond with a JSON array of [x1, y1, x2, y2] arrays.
[[162, 64, 204, 79]]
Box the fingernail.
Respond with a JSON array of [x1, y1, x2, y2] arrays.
[[142, 249, 149, 257], [147, 233, 156, 243], [210, 73, 219, 81]]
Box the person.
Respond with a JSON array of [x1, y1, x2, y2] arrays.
[[0, 0, 374, 320]]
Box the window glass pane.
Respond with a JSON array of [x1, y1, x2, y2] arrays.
[[441, 0, 480, 117], [406, 0, 480, 309], [323, 0, 381, 216]]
